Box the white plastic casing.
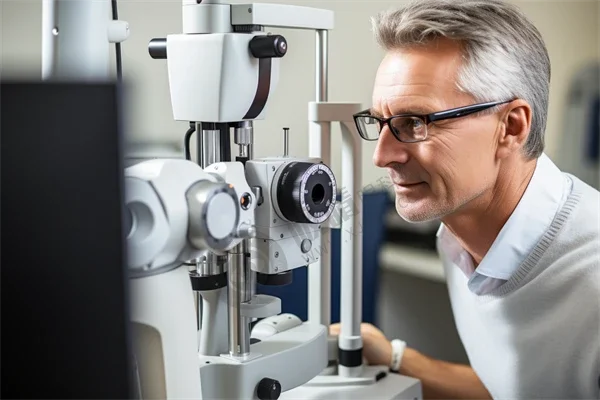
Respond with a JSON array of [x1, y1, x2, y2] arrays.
[[204, 161, 257, 234], [231, 3, 335, 30], [244, 157, 328, 274], [165, 32, 280, 122], [251, 313, 303, 340], [124, 159, 246, 272], [107, 20, 130, 43]]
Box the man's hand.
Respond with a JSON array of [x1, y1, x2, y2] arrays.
[[329, 322, 392, 367], [329, 322, 491, 399]]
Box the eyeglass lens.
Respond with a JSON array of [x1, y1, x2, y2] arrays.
[[356, 115, 427, 142]]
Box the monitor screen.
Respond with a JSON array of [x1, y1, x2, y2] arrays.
[[1, 81, 134, 399]]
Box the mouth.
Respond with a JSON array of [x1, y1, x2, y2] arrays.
[[394, 182, 423, 187], [393, 182, 425, 192]]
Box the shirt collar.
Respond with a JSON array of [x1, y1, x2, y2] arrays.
[[437, 153, 568, 282]]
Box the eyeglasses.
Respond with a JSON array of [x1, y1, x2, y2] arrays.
[[353, 100, 513, 143]]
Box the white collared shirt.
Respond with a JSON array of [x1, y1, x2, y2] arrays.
[[436, 153, 573, 295]]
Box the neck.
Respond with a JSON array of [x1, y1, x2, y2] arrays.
[[441, 155, 537, 266]]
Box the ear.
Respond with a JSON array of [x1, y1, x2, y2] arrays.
[[496, 99, 532, 160]]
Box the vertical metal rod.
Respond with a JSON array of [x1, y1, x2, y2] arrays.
[[228, 121, 254, 356], [41, 0, 57, 80], [198, 125, 221, 168], [316, 30, 328, 102], [241, 123, 255, 331], [195, 123, 226, 346], [283, 127, 290, 157], [338, 122, 364, 377], [41, 0, 111, 80], [228, 244, 250, 356], [309, 29, 332, 329], [242, 239, 253, 305]]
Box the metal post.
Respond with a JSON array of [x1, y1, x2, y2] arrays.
[[230, 121, 255, 357], [198, 123, 222, 168], [308, 29, 332, 329], [283, 127, 290, 157], [195, 122, 227, 354], [227, 244, 250, 356], [316, 30, 328, 102], [42, 0, 111, 81]]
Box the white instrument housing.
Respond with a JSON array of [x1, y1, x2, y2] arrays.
[[244, 157, 336, 275], [124, 159, 255, 273], [165, 32, 281, 122]]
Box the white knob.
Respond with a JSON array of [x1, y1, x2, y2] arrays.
[[108, 20, 130, 43]]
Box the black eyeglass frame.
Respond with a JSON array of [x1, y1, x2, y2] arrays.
[[353, 99, 514, 143]]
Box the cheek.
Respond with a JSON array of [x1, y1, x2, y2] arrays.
[[417, 130, 494, 198]]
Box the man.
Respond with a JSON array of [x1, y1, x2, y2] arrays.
[[331, 0, 600, 398]]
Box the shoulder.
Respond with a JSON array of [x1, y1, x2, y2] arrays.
[[538, 175, 599, 275], [559, 175, 599, 241]]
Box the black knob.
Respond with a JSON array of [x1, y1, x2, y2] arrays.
[[276, 162, 336, 224], [256, 378, 281, 400], [249, 35, 287, 59], [148, 38, 167, 59]]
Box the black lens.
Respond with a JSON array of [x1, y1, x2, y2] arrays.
[[311, 184, 325, 204]]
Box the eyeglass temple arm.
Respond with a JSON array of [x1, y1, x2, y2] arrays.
[[428, 100, 512, 122]]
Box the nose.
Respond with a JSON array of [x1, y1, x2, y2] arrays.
[[373, 126, 410, 168]]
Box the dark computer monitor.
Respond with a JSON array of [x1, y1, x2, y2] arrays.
[[1, 81, 134, 399]]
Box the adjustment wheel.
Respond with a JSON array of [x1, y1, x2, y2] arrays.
[[275, 162, 336, 224], [256, 378, 281, 400]]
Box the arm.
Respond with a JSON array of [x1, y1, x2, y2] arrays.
[[330, 323, 491, 399], [399, 346, 491, 399]]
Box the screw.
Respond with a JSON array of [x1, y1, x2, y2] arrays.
[[248, 7, 252, 13], [275, 267, 279, 272], [52, 27, 59, 36], [280, 234, 284, 238], [273, 219, 277, 223], [272, 166, 276, 171], [274, 252, 279, 258]]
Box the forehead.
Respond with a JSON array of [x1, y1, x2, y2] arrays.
[[372, 39, 464, 113]]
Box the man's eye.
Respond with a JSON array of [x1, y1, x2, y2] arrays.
[[412, 119, 424, 129]]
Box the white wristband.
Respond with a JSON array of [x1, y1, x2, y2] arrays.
[[390, 339, 406, 372]]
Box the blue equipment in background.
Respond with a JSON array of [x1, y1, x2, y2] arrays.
[[257, 191, 390, 324]]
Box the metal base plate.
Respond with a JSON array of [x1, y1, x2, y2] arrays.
[[281, 366, 422, 399], [219, 351, 263, 363]]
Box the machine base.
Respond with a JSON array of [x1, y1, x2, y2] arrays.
[[281, 366, 422, 399], [197, 322, 328, 399]]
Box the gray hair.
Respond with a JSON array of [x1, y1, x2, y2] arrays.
[[371, 0, 550, 159]]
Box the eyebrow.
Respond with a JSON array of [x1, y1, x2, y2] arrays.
[[369, 106, 433, 118]]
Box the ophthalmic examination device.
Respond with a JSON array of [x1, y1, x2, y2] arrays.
[[41, 0, 422, 398]]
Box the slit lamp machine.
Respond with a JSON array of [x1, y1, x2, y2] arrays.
[[41, 0, 422, 398]]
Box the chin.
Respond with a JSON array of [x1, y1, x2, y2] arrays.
[[394, 198, 445, 223]]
